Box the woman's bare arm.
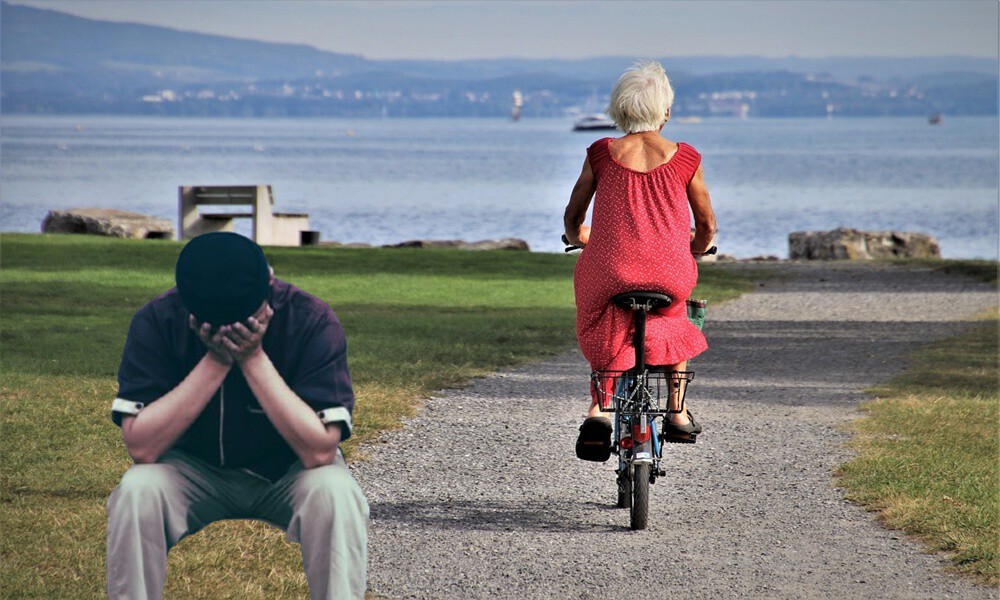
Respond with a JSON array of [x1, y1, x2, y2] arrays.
[[563, 158, 596, 246], [688, 165, 717, 253]]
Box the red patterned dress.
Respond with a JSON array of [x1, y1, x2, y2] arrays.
[[574, 137, 708, 373]]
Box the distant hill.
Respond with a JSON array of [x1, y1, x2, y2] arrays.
[[1, 2, 369, 85], [2, 1, 997, 118]]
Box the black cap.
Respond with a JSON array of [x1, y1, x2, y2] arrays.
[[175, 232, 270, 325]]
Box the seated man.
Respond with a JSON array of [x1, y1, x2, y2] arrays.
[[107, 232, 368, 600]]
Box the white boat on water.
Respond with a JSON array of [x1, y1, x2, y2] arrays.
[[573, 114, 617, 131]]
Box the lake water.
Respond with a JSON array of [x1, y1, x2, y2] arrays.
[[1, 115, 997, 258]]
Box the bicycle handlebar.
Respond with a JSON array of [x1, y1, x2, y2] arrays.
[[561, 234, 717, 256]]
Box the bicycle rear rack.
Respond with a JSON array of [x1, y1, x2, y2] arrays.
[[591, 369, 694, 415]]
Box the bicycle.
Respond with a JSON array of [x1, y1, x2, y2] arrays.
[[564, 235, 713, 530]]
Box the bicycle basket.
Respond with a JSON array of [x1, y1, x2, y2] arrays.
[[591, 369, 694, 414]]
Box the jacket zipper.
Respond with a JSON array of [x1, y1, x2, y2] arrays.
[[219, 384, 226, 466]]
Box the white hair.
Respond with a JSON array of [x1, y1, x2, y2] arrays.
[[606, 61, 675, 134]]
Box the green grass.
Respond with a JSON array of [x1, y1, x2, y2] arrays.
[[0, 233, 751, 598], [838, 306, 1000, 585]]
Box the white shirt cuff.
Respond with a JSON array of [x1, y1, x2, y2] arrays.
[[111, 398, 145, 416], [317, 406, 352, 438]]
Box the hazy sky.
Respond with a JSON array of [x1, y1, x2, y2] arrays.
[[8, 0, 999, 60]]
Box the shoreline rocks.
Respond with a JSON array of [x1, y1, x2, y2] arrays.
[[42, 208, 175, 240], [789, 228, 940, 260], [383, 238, 530, 251]]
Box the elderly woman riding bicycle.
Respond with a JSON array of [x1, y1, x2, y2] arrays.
[[564, 60, 718, 461]]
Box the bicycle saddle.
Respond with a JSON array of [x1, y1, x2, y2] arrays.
[[612, 291, 673, 310]]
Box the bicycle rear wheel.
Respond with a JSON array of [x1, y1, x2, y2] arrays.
[[630, 463, 650, 530]]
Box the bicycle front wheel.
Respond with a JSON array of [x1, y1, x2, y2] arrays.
[[617, 467, 631, 509], [630, 463, 650, 530]]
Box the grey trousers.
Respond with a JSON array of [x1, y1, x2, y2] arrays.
[[106, 449, 368, 600]]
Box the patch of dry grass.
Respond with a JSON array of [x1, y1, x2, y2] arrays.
[[838, 307, 999, 584]]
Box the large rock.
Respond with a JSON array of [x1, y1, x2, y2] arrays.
[[384, 238, 530, 251], [789, 228, 940, 260], [42, 208, 175, 240], [466, 238, 530, 251]]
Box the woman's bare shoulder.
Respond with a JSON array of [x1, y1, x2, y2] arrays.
[[610, 135, 680, 171]]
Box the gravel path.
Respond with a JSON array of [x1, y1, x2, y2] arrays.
[[352, 262, 997, 600]]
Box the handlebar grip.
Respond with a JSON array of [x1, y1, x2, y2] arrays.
[[562, 234, 583, 252]]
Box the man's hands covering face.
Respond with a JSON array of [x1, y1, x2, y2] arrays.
[[219, 304, 273, 363], [189, 303, 274, 366]]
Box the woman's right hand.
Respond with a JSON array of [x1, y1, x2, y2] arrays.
[[576, 225, 591, 247]]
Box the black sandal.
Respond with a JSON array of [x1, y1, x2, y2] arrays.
[[576, 416, 613, 462], [661, 410, 701, 444]]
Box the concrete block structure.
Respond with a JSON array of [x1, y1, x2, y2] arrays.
[[179, 185, 314, 246]]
